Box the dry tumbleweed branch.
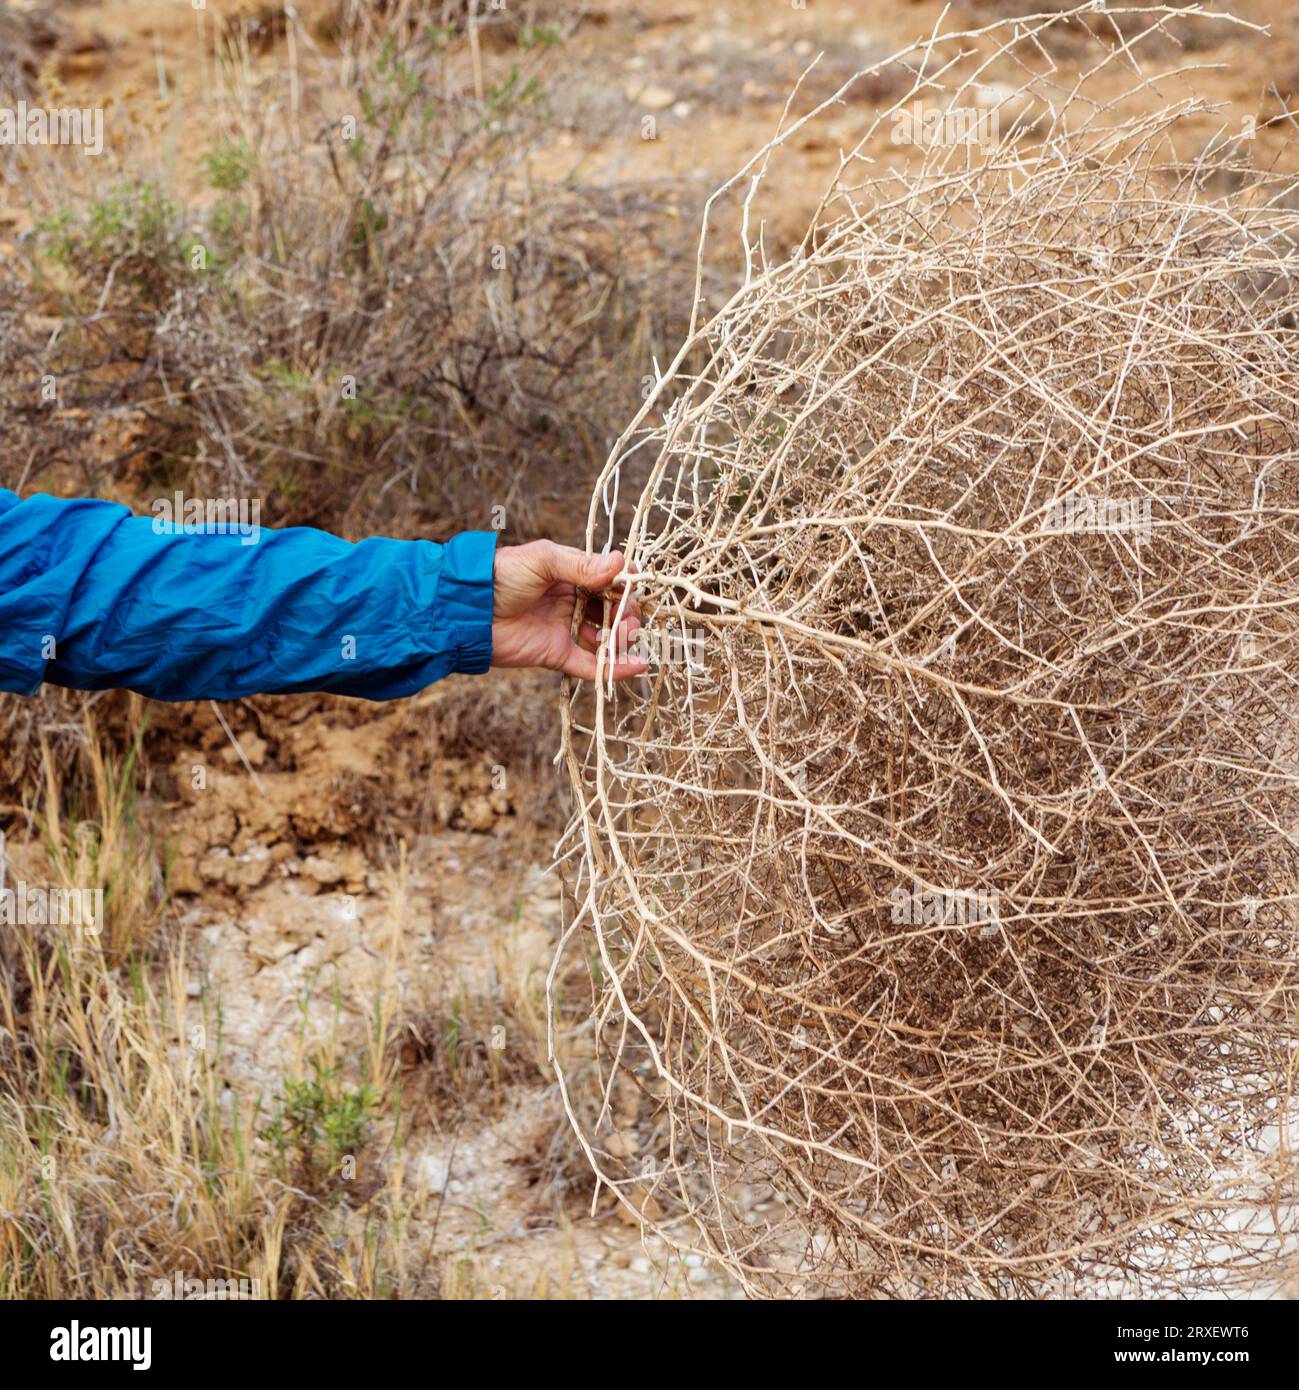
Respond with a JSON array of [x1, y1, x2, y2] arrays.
[[552, 5, 1299, 1297]]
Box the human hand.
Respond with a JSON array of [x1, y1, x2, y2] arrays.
[[491, 540, 647, 681]]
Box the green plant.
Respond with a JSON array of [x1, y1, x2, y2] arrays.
[[35, 180, 185, 309], [203, 139, 253, 192], [258, 1058, 378, 1195]]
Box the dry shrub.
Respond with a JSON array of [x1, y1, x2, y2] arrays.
[[156, 100, 673, 533], [0, 2, 56, 100], [330, 0, 582, 50], [959, 0, 1228, 51], [6, 12, 688, 539], [0, 740, 421, 1297], [555, 6, 1299, 1297]]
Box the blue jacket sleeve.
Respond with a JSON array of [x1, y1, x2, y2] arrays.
[[0, 487, 496, 701]]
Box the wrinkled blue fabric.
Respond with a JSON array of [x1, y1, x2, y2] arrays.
[[0, 487, 496, 701]]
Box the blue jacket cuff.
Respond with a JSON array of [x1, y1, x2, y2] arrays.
[[438, 530, 497, 676]]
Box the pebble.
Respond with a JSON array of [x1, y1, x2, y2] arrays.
[[638, 84, 677, 111]]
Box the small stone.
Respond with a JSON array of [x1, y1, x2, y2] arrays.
[[420, 1154, 451, 1193], [59, 51, 107, 79], [199, 845, 271, 889], [617, 1184, 663, 1225], [248, 933, 297, 966], [299, 853, 344, 886], [218, 731, 267, 767], [606, 1129, 639, 1159], [638, 84, 676, 111], [458, 794, 497, 833]]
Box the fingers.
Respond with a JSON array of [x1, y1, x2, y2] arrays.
[[572, 593, 643, 659], [582, 590, 641, 630], [560, 644, 649, 683], [577, 616, 642, 658], [563, 612, 649, 681], [541, 542, 627, 593]]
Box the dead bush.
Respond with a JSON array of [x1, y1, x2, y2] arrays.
[[557, 5, 1299, 1298]]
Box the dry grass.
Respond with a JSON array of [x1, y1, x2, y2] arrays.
[[0, 14, 691, 1284], [0, 715, 430, 1297], [557, 5, 1299, 1298], [1, 6, 690, 539], [0, 1, 54, 101], [0, 697, 612, 1296], [330, 0, 583, 49]]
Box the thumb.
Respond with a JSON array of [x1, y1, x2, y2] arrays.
[[543, 544, 625, 592]]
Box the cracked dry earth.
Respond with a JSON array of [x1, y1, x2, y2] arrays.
[[158, 687, 730, 1298]]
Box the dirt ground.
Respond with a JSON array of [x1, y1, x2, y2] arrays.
[[5, 0, 1299, 1298]]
